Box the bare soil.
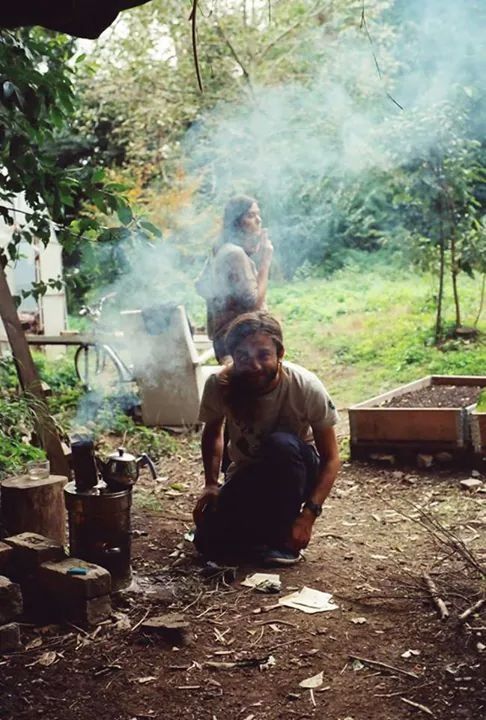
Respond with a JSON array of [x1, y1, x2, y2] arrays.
[[1, 435, 485, 720], [380, 385, 483, 409]]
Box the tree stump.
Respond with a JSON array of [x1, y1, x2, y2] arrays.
[[0, 475, 67, 545]]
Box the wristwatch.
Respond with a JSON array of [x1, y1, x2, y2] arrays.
[[303, 500, 322, 517]]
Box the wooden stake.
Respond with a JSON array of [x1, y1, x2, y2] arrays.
[[349, 654, 419, 679], [400, 697, 434, 716], [458, 597, 485, 623], [0, 265, 69, 477], [422, 573, 449, 620]]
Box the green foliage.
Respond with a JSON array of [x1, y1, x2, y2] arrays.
[[477, 391, 486, 412], [270, 256, 486, 406], [0, 28, 163, 312], [72, 392, 178, 461], [0, 391, 45, 480]]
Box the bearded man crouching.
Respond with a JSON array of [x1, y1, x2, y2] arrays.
[[193, 311, 340, 565]]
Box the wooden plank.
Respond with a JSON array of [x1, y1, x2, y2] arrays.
[[350, 376, 431, 409], [350, 408, 461, 443], [431, 375, 486, 387], [470, 411, 486, 453], [0, 266, 70, 477], [25, 333, 94, 346]]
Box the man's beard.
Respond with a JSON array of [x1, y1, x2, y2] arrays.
[[225, 364, 279, 421], [235, 365, 279, 393]]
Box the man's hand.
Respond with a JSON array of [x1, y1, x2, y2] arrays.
[[193, 485, 220, 526], [288, 510, 315, 553]]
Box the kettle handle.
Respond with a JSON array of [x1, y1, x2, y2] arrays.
[[137, 453, 157, 479]]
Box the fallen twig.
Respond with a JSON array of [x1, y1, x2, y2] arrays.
[[400, 697, 434, 716], [349, 654, 419, 679], [253, 619, 298, 628], [130, 608, 151, 633], [182, 589, 204, 612], [401, 503, 485, 577], [93, 664, 122, 677], [422, 573, 449, 620], [458, 597, 485, 623]]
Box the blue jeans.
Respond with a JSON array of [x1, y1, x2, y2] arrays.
[[194, 432, 319, 560]]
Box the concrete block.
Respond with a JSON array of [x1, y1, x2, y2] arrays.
[[0, 542, 13, 574], [66, 594, 112, 627], [0, 576, 23, 624], [3, 533, 65, 576], [0, 622, 21, 652], [39, 558, 111, 600]]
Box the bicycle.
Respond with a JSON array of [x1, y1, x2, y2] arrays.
[[74, 294, 134, 392]]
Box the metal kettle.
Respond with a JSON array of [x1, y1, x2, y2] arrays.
[[97, 447, 157, 491]]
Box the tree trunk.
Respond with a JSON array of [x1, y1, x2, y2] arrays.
[[473, 273, 485, 328], [0, 265, 69, 477], [434, 216, 446, 344], [450, 229, 461, 328], [0, 474, 67, 545]]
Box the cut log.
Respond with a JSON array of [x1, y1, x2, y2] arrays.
[[0, 474, 67, 545]]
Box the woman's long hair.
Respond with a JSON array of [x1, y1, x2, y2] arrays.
[[213, 194, 257, 252]]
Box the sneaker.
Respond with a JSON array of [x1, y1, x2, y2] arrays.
[[262, 548, 302, 566]]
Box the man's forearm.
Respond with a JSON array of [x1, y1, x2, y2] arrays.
[[201, 427, 224, 486], [309, 456, 340, 506]]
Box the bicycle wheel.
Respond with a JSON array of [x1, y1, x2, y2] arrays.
[[75, 344, 106, 391], [75, 343, 132, 393]]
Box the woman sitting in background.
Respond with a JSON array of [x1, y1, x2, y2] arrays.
[[196, 195, 273, 362]]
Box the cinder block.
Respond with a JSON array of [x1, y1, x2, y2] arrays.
[[3, 533, 65, 576], [0, 542, 13, 574], [66, 594, 112, 627], [0, 622, 21, 652], [0, 576, 23, 624], [39, 558, 111, 600]]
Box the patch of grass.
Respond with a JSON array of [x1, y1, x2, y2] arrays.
[[477, 390, 486, 412], [269, 261, 486, 407], [0, 393, 46, 479], [133, 487, 164, 512]]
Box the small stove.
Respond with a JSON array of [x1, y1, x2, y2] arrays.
[[64, 436, 133, 591]]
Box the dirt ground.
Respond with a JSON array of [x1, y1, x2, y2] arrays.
[[379, 385, 483, 409], [1, 435, 485, 720]]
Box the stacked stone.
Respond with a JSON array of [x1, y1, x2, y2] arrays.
[[0, 542, 22, 652], [0, 533, 112, 634], [38, 558, 112, 626]]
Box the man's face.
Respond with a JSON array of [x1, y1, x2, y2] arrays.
[[232, 332, 282, 393]]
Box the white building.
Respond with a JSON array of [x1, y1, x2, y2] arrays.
[[0, 192, 67, 344]]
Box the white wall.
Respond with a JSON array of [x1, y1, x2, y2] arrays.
[[0, 192, 67, 343]]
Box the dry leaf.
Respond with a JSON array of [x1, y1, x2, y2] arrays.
[[401, 649, 421, 659], [299, 671, 324, 688], [38, 651, 58, 666], [137, 676, 157, 684], [25, 637, 43, 650]]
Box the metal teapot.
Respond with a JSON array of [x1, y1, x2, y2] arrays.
[[97, 447, 157, 491]]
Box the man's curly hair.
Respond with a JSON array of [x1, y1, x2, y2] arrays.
[[224, 311, 284, 357]]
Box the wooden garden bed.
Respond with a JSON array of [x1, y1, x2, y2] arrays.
[[349, 375, 486, 465], [470, 409, 486, 472]]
